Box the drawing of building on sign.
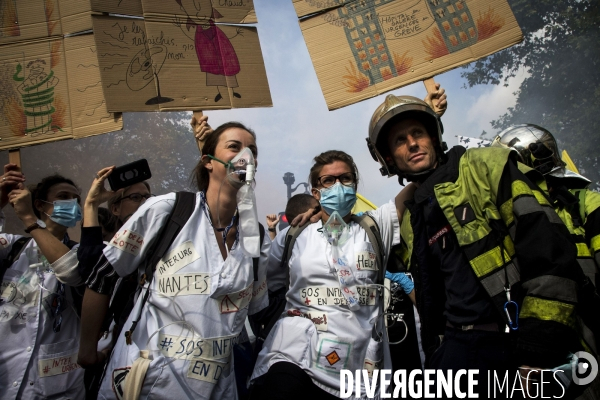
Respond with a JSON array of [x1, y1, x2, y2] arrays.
[[338, 0, 398, 86], [428, 0, 477, 51]]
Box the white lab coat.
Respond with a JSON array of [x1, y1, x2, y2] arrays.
[[252, 203, 399, 399], [97, 193, 269, 400], [0, 214, 84, 400]]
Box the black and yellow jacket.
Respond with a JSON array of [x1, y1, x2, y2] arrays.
[[398, 146, 586, 367]]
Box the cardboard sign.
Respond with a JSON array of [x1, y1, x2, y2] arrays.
[[293, 0, 523, 110], [93, 14, 271, 111], [0, 0, 121, 150], [90, 0, 257, 23]]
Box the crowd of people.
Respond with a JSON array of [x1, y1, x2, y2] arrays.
[[0, 87, 598, 400]]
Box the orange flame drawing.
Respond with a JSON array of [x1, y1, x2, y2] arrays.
[[423, 27, 450, 61], [5, 100, 25, 136], [393, 51, 413, 76], [476, 7, 505, 41], [50, 40, 61, 69], [44, 0, 58, 36], [0, 0, 20, 37], [342, 61, 370, 93]]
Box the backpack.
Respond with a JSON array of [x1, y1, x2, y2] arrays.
[[248, 214, 392, 371]]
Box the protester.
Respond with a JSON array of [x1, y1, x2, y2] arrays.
[[77, 167, 152, 398], [366, 93, 588, 395], [0, 165, 84, 399], [94, 122, 270, 399], [250, 150, 410, 399], [265, 214, 279, 240]]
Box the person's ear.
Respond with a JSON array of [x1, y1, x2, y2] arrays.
[[311, 188, 321, 202], [201, 154, 213, 171], [34, 199, 45, 215], [110, 203, 121, 218]]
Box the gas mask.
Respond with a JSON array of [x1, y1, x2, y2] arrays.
[[207, 148, 260, 257]]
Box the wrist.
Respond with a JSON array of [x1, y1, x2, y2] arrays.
[[268, 227, 276, 232], [21, 215, 38, 227]]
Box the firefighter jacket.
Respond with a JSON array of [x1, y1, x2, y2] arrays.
[[397, 146, 585, 367]]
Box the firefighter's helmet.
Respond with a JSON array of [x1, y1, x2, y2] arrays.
[[491, 124, 564, 175], [367, 94, 444, 178]]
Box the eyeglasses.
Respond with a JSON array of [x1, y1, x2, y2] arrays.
[[120, 193, 153, 203], [317, 173, 356, 188]]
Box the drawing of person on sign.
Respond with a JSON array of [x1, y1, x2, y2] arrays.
[[14, 59, 60, 136], [174, 0, 243, 103]]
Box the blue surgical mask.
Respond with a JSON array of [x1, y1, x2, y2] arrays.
[[318, 182, 357, 217], [43, 199, 82, 228]]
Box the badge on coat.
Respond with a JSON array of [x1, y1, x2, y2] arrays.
[[315, 337, 352, 374]]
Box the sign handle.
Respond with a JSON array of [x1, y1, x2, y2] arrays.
[[8, 149, 21, 171], [423, 77, 437, 95]]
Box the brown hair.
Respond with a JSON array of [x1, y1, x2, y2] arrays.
[[308, 150, 359, 188], [192, 121, 257, 192], [108, 181, 151, 225]]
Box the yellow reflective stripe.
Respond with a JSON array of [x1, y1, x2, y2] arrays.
[[500, 199, 514, 226], [470, 244, 513, 278], [576, 243, 592, 257], [591, 234, 600, 254], [511, 180, 531, 198], [532, 190, 551, 206], [520, 296, 577, 328]]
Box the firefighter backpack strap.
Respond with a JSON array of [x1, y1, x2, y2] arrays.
[[252, 223, 265, 281]]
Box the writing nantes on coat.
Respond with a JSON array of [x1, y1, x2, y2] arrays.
[[175, 0, 243, 103]]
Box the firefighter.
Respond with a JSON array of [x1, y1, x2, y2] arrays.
[[366, 95, 589, 396]]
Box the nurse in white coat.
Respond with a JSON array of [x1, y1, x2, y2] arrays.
[[96, 122, 270, 400], [251, 150, 405, 400], [0, 170, 84, 399]]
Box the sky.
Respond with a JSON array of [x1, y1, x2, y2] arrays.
[[202, 0, 527, 222], [0, 0, 528, 234]]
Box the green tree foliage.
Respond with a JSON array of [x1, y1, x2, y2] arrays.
[[461, 0, 600, 187]]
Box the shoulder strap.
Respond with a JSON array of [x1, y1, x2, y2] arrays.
[[576, 189, 587, 225], [0, 237, 32, 283], [252, 223, 265, 281], [352, 214, 385, 280], [125, 191, 196, 344], [280, 223, 309, 270], [142, 191, 196, 285], [351, 214, 393, 374]]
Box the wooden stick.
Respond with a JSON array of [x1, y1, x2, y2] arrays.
[[423, 77, 437, 95], [8, 149, 21, 171], [191, 110, 205, 153]]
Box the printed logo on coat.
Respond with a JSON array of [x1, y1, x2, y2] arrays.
[[157, 273, 210, 297], [0, 235, 9, 248], [1, 279, 38, 324], [112, 367, 130, 400], [157, 333, 239, 360], [38, 352, 80, 377], [428, 224, 451, 246], [217, 283, 253, 314], [299, 286, 377, 307], [110, 229, 144, 256], [187, 358, 229, 384], [156, 241, 200, 275], [315, 337, 351, 374], [287, 309, 329, 331]]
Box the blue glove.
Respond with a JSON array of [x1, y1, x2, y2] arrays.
[[385, 271, 414, 294]]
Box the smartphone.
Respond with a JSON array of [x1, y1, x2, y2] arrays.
[[108, 159, 152, 191]]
